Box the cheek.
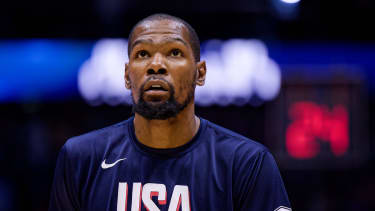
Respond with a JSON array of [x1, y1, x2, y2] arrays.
[[128, 67, 145, 99], [180, 72, 194, 88], [128, 63, 145, 84], [175, 71, 195, 100], [170, 62, 195, 87]]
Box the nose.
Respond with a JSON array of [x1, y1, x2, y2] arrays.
[[147, 68, 167, 75], [147, 53, 167, 75]]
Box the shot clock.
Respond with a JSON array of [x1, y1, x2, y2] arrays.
[[266, 69, 369, 169]]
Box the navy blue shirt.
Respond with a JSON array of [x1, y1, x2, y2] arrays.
[[49, 117, 291, 211]]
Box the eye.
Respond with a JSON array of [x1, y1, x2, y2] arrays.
[[170, 49, 183, 57], [136, 50, 150, 59]]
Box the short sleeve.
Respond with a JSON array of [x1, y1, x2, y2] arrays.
[[233, 149, 291, 211], [49, 144, 80, 211]]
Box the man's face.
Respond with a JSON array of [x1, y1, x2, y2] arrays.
[[125, 19, 201, 120]]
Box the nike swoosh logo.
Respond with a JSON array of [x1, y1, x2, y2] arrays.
[[101, 158, 127, 169]]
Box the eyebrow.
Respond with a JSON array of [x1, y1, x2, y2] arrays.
[[130, 37, 188, 52]]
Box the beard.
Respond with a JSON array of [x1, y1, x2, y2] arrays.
[[131, 77, 195, 120]]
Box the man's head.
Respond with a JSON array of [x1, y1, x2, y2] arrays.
[[128, 14, 201, 62], [125, 13, 206, 120]]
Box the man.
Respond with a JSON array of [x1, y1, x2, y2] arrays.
[[49, 13, 291, 211]]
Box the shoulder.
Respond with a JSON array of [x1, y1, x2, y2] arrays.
[[202, 119, 279, 178], [203, 119, 268, 157], [202, 119, 280, 185], [62, 118, 132, 161]]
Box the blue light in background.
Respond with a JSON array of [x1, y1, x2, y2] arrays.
[[267, 42, 375, 67], [0, 39, 375, 104], [0, 39, 93, 102]]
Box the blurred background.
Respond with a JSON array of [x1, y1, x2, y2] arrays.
[[1, 0, 374, 210]]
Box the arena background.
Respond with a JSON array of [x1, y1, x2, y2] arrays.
[[1, 0, 375, 210]]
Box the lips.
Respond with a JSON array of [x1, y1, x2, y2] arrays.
[[144, 80, 169, 92]]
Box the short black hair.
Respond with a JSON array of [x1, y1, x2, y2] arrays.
[[128, 13, 200, 62]]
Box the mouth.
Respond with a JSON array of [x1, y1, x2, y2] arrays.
[[144, 80, 170, 92], [142, 80, 170, 100]]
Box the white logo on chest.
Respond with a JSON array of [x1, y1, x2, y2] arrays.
[[101, 158, 127, 169], [275, 206, 292, 211]]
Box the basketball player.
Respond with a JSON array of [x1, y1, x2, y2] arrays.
[[49, 13, 291, 211]]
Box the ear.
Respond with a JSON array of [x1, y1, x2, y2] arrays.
[[124, 63, 131, 89], [195, 60, 207, 86]]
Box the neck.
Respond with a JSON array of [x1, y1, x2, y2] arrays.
[[133, 102, 200, 149]]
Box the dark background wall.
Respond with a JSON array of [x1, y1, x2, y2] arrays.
[[1, 0, 375, 210]]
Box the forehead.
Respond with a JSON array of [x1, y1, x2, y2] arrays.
[[130, 19, 191, 47]]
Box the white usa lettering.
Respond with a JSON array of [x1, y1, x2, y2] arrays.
[[117, 182, 191, 211]]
